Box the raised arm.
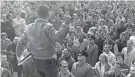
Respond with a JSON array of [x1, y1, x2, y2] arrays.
[[45, 23, 69, 43]]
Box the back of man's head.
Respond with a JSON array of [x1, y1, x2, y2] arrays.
[[37, 5, 49, 19]]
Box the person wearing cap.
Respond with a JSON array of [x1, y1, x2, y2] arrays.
[[71, 50, 95, 77], [16, 5, 69, 77], [72, 32, 88, 61], [93, 53, 112, 77], [86, 35, 99, 67]]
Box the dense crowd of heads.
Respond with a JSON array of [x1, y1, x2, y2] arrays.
[[1, 1, 135, 77]]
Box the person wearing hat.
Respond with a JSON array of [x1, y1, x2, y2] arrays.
[[71, 50, 95, 77], [72, 32, 88, 61], [16, 5, 69, 77], [86, 35, 99, 67]]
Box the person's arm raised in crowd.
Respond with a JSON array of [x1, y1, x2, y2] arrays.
[[58, 51, 65, 62], [111, 55, 116, 66], [16, 33, 28, 62], [44, 22, 69, 43], [113, 43, 119, 55]]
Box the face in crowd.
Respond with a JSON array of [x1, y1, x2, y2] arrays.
[[116, 55, 124, 64], [78, 54, 86, 63], [78, 34, 84, 42], [1, 54, 7, 66], [95, 31, 101, 39], [120, 33, 125, 41], [127, 40, 132, 48], [63, 48, 70, 59], [56, 43, 62, 52], [103, 44, 111, 54], [1, 33, 7, 40], [13, 37, 19, 44], [2, 14, 7, 21], [67, 37, 73, 45], [99, 54, 108, 64], [88, 38, 94, 45], [60, 61, 69, 73], [73, 13, 78, 20]]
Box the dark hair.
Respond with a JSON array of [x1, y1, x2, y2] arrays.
[[89, 35, 95, 40], [79, 49, 88, 57], [127, 24, 133, 29], [9, 11, 13, 14], [20, 11, 26, 19], [116, 52, 124, 61], [6, 14, 11, 19], [37, 5, 49, 18], [103, 39, 113, 46], [78, 14, 83, 18]]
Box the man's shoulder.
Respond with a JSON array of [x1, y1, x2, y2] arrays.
[[122, 47, 127, 51], [25, 23, 34, 32]]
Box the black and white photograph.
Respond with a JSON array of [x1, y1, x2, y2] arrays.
[[1, 0, 135, 77]]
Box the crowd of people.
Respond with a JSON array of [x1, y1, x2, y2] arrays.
[[1, 1, 135, 77]]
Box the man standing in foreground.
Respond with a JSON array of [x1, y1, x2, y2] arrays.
[[16, 5, 69, 77], [71, 50, 95, 77]]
